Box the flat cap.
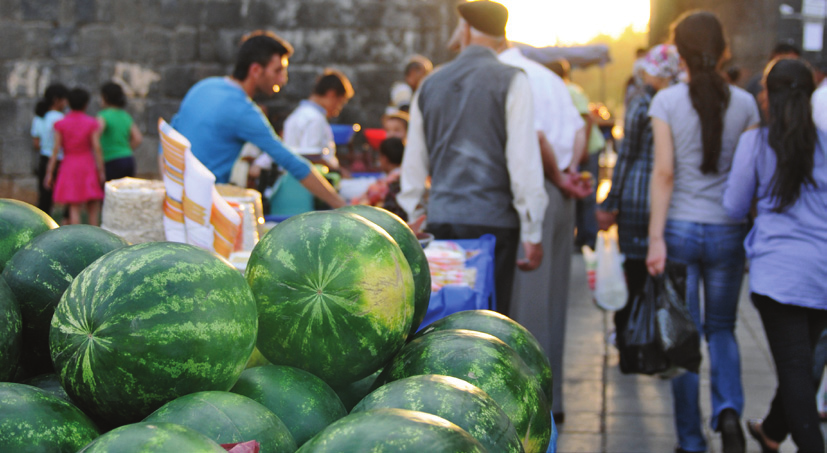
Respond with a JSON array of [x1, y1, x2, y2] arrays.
[[458, 1, 508, 37]]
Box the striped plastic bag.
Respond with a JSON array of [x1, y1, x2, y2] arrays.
[[158, 118, 242, 258]]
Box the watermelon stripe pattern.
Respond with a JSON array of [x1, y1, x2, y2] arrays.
[[49, 242, 258, 427], [143, 391, 297, 453], [3, 225, 129, 375], [247, 211, 414, 387], [377, 329, 551, 453], [78, 422, 227, 452], [415, 310, 553, 402], [0, 199, 58, 273], [338, 205, 431, 335], [352, 374, 524, 452], [0, 383, 100, 453], [296, 408, 487, 452], [230, 365, 347, 447], [0, 278, 22, 381]]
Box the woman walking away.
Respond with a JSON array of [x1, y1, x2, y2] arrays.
[[98, 81, 142, 181], [33, 83, 69, 215], [724, 58, 827, 453], [597, 44, 682, 346], [646, 11, 760, 453], [45, 88, 105, 226]]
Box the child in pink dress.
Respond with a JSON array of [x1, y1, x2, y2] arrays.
[[45, 88, 105, 225]]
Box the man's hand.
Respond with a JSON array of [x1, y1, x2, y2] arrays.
[[559, 170, 592, 199], [517, 241, 543, 271], [248, 165, 263, 179], [596, 209, 616, 231], [407, 215, 426, 234]]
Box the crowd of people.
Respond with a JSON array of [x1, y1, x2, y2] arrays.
[[31, 82, 142, 225], [598, 11, 827, 453], [24, 1, 827, 452]]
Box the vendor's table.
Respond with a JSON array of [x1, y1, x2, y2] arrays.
[[418, 234, 497, 330]]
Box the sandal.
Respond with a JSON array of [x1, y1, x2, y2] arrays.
[[746, 419, 779, 453]]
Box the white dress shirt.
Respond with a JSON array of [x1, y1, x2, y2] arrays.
[[254, 100, 338, 168], [498, 47, 585, 170], [399, 70, 548, 244]]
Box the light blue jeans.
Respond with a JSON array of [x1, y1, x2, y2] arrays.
[[664, 220, 749, 452]]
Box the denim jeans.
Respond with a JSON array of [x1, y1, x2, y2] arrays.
[[664, 220, 748, 452]]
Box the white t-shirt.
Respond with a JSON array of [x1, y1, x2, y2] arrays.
[[812, 84, 827, 132], [498, 47, 585, 170]]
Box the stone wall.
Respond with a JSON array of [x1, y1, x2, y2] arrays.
[[0, 0, 457, 203]]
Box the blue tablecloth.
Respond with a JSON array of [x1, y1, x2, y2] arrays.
[[418, 234, 497, 330]]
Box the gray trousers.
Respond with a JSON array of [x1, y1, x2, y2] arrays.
[[509, 181, 573, 414]]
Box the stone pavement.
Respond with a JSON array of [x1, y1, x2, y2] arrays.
[[555, 254, 808, 453]]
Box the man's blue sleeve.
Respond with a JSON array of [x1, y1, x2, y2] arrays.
[[236, 104, 311, 180]]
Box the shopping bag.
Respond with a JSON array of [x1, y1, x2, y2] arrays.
[[593, 225, 628, 311], [619, 276, 671, 375], [655, 262, 701, 374]]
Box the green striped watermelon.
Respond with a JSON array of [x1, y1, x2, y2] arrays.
[[3, 225, 128, 376], [49, 242, 258, 428], [376, 329, 551, 453], [230, 365, 347, 447], [338, 205, 431, 335], [415, 310, 553, 402], [143, 391, 296, 453], [0, 277, 21, 381], [78, 422, 226, 452], [0, 199, 58, 273], [0, 382, 100, 452], [246, 211, 414, 388], [22, 373, 70, 402], [296, 408, 486, 452], [353, 374, 524, 452]]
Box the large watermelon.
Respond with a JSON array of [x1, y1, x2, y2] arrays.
[[353, 374, 524, 452], [0, 277, 21, 381], [338, 205, 431, 335], [296, 408, 486, 452], [22, 373, 70, 402], [143, 391, 296, 453], [49, 242, 258, 428], [246, 211, 414, 387], [415, 310, 553, 402], [231, 365, 347, 447], [0, 199, 58, 272], [0, 382, 100, 452], [3, 225, 128, 375], [78, 422, 226, 453], [376, 329, 551, 453]]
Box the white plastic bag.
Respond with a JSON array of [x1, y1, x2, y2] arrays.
[[592, 225, 628, 311]]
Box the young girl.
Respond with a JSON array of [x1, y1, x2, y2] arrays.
[[646, 11, 760, 453], [45, 88, 105, 226], [98, 81, 142, 181], [33, 83, 69, 215], [723, 58, 827, 453]]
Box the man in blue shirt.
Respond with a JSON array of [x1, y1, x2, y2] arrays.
[[166, 31, 344, 208]]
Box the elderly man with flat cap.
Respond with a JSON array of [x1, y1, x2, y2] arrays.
[[399, 0, 548, 317]]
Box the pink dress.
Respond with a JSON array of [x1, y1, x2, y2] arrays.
[[53, 111, 104, 204]]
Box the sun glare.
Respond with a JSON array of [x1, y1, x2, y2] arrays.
[[500, 0, 650, 46]]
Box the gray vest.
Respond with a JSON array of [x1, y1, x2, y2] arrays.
[[418, 45, 521, 229]]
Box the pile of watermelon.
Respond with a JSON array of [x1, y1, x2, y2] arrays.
[[0, 199, 554, 452]]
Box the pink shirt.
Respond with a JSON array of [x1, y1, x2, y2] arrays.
[[54, 111, 99, 157]]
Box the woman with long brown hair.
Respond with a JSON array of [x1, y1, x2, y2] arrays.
[[646, 11, 760, 453], [724, 57, 827, 453]]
